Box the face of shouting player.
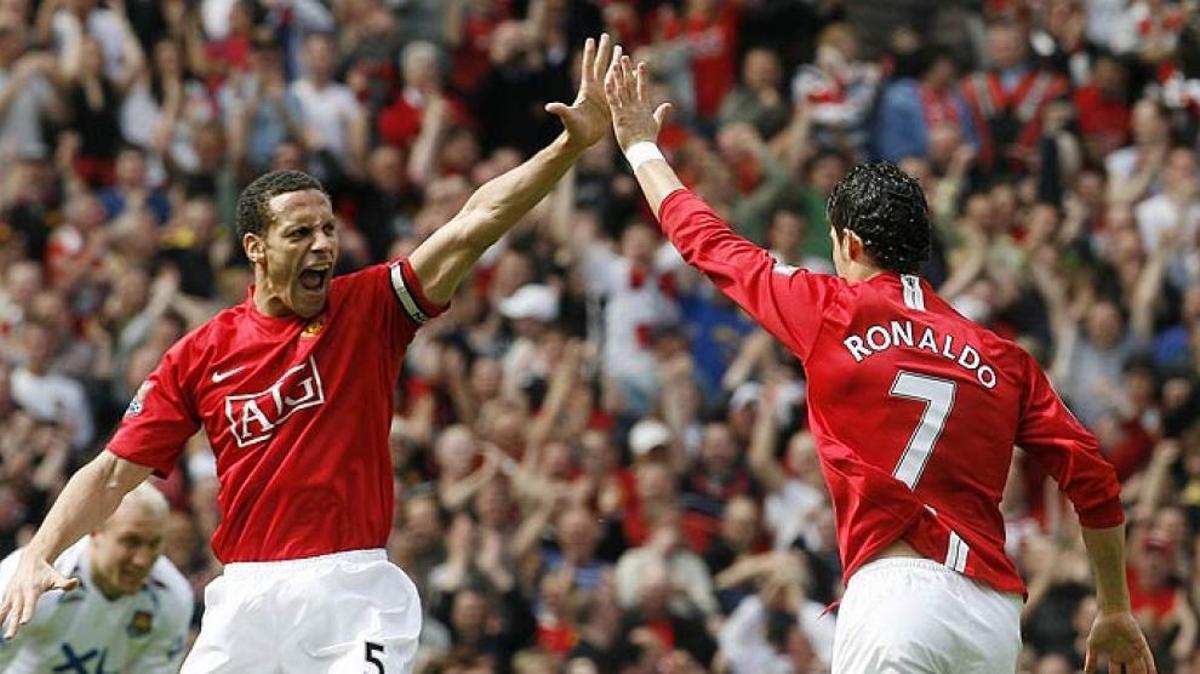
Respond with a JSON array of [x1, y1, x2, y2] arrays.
[[247, 189, 338, 319]]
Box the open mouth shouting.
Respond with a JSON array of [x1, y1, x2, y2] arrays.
[[298, 263, 333, 295]]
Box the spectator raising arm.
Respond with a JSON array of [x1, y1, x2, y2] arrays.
[[410, 34, 619, 306]]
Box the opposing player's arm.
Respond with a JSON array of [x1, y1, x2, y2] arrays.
[[409, 34, 618, 307], [605, 56, 836, 358], [0, 451, 151, 638]]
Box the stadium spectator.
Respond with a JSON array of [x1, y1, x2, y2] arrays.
[[0, 3, 1196, 672]]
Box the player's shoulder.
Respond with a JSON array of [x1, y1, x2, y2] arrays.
[[147, 556, 194, 620]]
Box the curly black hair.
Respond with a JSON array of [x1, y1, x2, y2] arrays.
[[235, 170, 328, 239], [826, 161, 931, 275]]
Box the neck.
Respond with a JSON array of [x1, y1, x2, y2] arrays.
[[844, 262, 884, 283], [251, 270, 291, 317]]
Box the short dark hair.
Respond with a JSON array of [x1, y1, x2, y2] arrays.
[[826, 161, 931, 274], [236, 170, 327, 238]]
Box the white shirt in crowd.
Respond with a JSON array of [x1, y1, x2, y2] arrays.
[[290, 79, 361, 168], [718, 595, 836, 674], [11, 366, 94, 451], [582, 243, 683, 380], [0, 538, 193, 674]]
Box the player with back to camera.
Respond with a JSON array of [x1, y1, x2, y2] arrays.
[[0, 34, 622, 674], [603, 54, 1156, 674], [0, 483, 192, 674]]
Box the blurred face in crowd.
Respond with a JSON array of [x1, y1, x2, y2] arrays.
[[115, 148, 148, 189], [153, 39, 183, 79], [181, 198, 219, 247], [245, 189, 338, 319], [436, 425, 477, 480], [1131, 100, 1168, 147], [701, 422, 738, 477], [5, 260, 42, 307], [742, 48, 780, 91], [1093, 57, 1127, 99], [20, 321, 52, 373], [0, 20, 24, 64], [473, 477, 512, 528], [451, 589, 487, 639], [986, 22, 1025, 70], [621, 222, 657, 269], [808, 154, 847, 196], [1164, 147, 1197, 193], [403, 495, 443, 556], [768, 210, 805, 254], [923, 56, 957, 91], [368, 146, 406, 194], [1085, 301, 1124, 349], [79, 36, 104, 78], [402, 42, 439, 93], [90, 495, 167, 598], [272, 142, 306, 172], [303, 34, 337, 84], [556, 507, 599, 563], [721, 496, 758, 551]]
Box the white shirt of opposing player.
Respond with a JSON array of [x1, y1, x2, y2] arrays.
[[0, 538, 193, 674]]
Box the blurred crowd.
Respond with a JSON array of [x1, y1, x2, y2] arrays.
[[2, 0, 1200, 672]]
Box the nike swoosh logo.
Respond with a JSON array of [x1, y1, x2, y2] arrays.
[[211, 366, 246, 384]]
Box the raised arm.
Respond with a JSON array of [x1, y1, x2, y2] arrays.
[[409, 34, 618, 306], [605, 56, 839, 361], [0, 450, 151, 638]]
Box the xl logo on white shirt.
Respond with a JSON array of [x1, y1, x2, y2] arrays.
[[224, 357, 326, 447]]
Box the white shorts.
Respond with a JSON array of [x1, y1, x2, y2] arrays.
[[832, 557, 1022, 674], [181, 549, 421, 674]]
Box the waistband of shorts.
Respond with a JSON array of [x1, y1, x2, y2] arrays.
[[852, 556, 1023, 601], [855, 555, 958, 578], [222, 548, 387, 578]]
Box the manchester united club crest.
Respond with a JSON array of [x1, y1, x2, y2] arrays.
[[124, 381, 154, 418], [127, 610, 153, 638], [302, 318, 325, 338]]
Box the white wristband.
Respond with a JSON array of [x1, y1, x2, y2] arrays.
[[624, 142, 665, 172]]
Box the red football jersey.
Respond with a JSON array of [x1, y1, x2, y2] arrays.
[[659, 190, 1123, 595], [107, 259, 441, 562]]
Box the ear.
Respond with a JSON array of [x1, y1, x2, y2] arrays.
[[243, 232, 264, 265], [845, 229, 867, 261]]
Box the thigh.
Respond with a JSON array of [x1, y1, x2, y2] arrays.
[[953, 582, 1022, 674], [181, 575, 278, 674], [280, 559, 422, 674]]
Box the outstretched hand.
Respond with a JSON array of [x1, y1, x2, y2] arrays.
[[1083, 610, 1157, 674], [604, 55, 672, 153], [0, 554, 79, 639], [546, 33, 619, 152]]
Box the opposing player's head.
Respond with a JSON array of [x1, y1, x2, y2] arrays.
[[237, 170, 337, 319], [89, 483, 169, 597], [826, 161, 931, 280]]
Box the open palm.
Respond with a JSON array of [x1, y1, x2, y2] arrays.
[[546, 33, 620, 151]]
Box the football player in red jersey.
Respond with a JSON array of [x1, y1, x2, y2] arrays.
[[604, 55, 1156, 674], [0, 34, 622, 674]]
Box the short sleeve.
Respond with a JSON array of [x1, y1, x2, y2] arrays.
[[106, 345, 200, 478], [337, 258, 447, 354]]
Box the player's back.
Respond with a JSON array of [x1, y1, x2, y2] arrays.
[[803, 272, 1034, 594]]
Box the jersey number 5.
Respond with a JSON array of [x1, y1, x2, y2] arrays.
[[365, 642, 386, 673], [889, 371, 957, 490]]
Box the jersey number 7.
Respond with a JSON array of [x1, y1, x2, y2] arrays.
[[889, 371, 957, 490]]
